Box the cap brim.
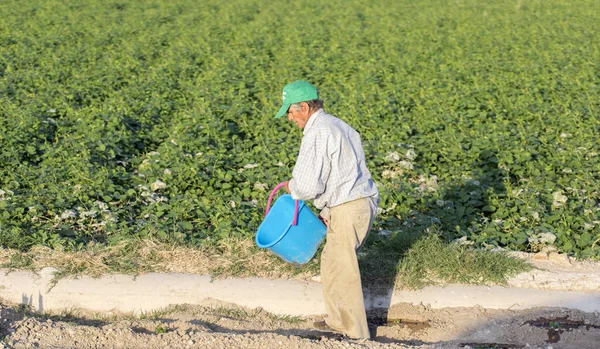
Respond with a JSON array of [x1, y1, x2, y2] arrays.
[[274, 103, 290, 118]]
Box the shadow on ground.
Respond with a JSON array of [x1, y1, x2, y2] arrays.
[[359, 150, 508, 325], [3, 298, 600, 348], [0, 300, 108, 339]]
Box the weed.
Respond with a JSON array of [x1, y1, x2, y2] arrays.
[[154, 325, 166, 335]]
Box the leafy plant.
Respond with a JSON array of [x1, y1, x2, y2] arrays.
[[0, 0, 598, 260]]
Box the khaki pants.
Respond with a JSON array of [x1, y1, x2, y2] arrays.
[[319, 198, 375, 339]]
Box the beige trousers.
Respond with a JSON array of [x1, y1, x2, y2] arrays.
[[319, 198, 375, 339]]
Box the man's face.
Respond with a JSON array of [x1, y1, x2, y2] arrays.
[[287, 103, 310, 129]]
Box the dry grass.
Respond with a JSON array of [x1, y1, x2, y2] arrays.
[[0, 238, 319, 282], [0, 235, 530, 291]]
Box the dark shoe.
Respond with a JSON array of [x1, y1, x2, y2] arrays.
[[313, 321, 342, 334]]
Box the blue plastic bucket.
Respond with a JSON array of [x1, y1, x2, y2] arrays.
[[255, 183, 326, 264]]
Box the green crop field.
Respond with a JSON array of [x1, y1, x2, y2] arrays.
[[1, 0, 599, 258]]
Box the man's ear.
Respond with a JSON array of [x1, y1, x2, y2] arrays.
[[302, 102, 310, 114]]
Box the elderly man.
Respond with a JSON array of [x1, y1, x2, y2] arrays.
[[274, 80, 379, 339]]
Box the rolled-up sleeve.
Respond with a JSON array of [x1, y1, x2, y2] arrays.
[[288, 131, 331, 201]]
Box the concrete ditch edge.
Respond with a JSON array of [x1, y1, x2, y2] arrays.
[[1, 268, 599, 316]]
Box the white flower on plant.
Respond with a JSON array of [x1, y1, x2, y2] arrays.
[[378, 230, 394, 237], [382, 169, 402, 179], [79, 210, 98, 218], [95, 201, 109, 211], [436, 200, 445, 207], [417, 175, 438, 192], [405, 149, 417, 161], [147, 151, 160, 156], [43, 118, 57, 126], [170, 139, 177, 145], [398, 160, 414, 170], [103, 213, 118, 223], [277, 161, 285, 167], [552, 191, 568, 207], [528, 232, 557, 246], [244, 163, 258, 169], [60, 210, 77, 220], [452, 236, 474, 246], [230, 200, 236, 208], [250, 199, 258, 207], [0, 189, 13, 201], [195, 152, 204, 157], [531, 211, 540, 220], [151, 180, 166, 191], [141, 191, 168, 204], [560, 133, 569, 138], [164, 169, 172, 176], [385, 151, 400, 162], [254, 182, 269, 192]]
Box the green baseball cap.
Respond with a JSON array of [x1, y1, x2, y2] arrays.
[[274, 80, 319, 118]]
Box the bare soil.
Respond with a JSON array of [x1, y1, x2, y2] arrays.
[[2, 299, 599, 349], [1, 247, 599, 348]]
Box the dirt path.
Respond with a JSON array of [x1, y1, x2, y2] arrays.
[[2, 299, 599, 349]]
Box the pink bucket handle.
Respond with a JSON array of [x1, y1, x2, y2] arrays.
[[265, 182, 298, 226]]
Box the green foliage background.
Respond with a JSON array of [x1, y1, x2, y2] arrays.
[[1, 0, 599, 257]]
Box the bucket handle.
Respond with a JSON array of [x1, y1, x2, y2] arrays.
[[265, 182, 299, 226]]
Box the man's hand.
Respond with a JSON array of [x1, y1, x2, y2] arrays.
[[318, 215, 328, 227], [284, 180, 291, 194]]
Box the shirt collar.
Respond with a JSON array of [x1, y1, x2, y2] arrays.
[[303, 109, 324, 135]]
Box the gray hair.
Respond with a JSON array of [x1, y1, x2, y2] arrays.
[[290, 99, 324, 113]]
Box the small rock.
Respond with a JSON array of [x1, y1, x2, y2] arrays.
[[532, 251, 549, 261], [548, 252, 571, 265]]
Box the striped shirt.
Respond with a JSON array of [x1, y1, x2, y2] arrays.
[[288, 109, 379, 212]]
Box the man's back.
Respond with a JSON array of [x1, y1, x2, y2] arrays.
[[292, 109, 378, 210]]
